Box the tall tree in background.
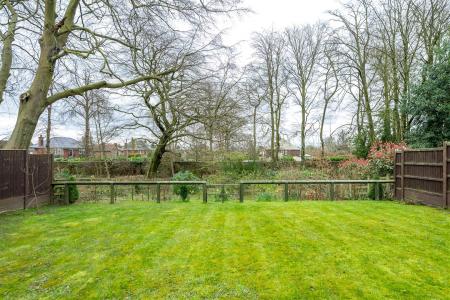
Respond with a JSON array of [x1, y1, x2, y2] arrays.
[[252, 30, 288, 162], [286, 23, 326, 161], [318, 45, 340, 157], [330, 0, 376, 144], [241, 68, 265, 160]]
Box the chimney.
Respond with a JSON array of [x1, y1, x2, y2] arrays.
[[38, 135, 44, 147]]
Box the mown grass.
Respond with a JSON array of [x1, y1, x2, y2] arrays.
[[0, 201, 449, 299]]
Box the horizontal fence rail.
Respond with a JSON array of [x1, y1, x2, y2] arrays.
[[53, 179, 395, 204], [238, 179, 394, 202], [52, 181, 208, 204]]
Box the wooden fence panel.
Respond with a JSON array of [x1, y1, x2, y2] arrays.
[[395, 143, 449, 208], [25, 154, 53, 208], [0, 150, 52, 212], [0, 150, 27, 211]]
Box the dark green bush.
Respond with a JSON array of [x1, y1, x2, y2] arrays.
[[353, 132, 370, 159], [172, 171, 200, 201]]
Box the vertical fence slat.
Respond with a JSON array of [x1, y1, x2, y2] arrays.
[[203, 183, 207, 203], [239, 183, 244, 202], [284, 183, 288, 201], [110, 183, 115, 204], [401, 151, 405, 201], [444, 142, 448, 208], [156, 183, 161, 203], [64, 183, 69, 204]]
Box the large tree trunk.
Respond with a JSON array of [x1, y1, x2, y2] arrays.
[[5, 97, 48, 149], [147, 134, 170, 178]]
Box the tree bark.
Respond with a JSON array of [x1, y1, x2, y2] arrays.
[[319, 101, 329, 158], [147, 134, 170, 178]]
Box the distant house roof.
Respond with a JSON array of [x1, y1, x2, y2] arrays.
[[31, 137, 82, 149], [122, 140, 153, 151], [92, 143, 119, 152]]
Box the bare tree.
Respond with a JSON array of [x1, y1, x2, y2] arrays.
[[286, 23, 326, 161], [318, 46, 340, 157], [252, 30, 288, 162], [62, 71, 109, 157], [2, 0, 244, 150], [92, 95, 119, 178], [240, 66, 265, 160], [330, 0, 376, 144], [195, 57, 244, 153]]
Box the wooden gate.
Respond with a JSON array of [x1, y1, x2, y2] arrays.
[[0, 150, 53, 212], [394, 143, 449, 208]]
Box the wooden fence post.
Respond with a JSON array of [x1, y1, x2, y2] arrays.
[[147, 186, 150, 201], [443, 142, 448, 208], [329, 183, 335, 200], [156, 183, 161, 203], [64, 183, 69, 205], [239, 183, 244, 203], [401, 150, 405, 201], [203, 183, 207, 203], [110, 183, 115, 204], [298, 184, 302, 201], [284, 183, 288, 201]]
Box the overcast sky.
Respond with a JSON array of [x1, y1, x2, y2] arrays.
[[0, 0, 347, 146]]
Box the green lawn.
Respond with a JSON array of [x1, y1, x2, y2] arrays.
[[0, 201, 449, 299]]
